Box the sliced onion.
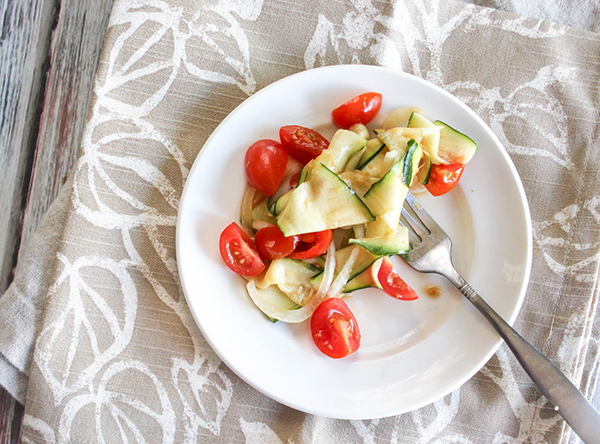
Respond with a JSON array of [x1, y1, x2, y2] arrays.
[[240, 187, 257, 234], [353, 224, 365, 239], [326, 247, 358, 298], [409, 182, 428, 195], [269, 157, 303, 203], [246, 242, 336, 323], [252, 220, 274, 231], [318, 242, 337, 297]]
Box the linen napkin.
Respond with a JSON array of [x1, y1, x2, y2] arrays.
[[2, 0, 600, 442]]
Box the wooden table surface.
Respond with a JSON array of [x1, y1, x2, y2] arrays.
[[0, 0, 113, 441]]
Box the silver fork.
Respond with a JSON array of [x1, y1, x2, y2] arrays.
[[400, 192, 600, 443]]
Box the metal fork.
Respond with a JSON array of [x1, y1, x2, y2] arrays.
[[400, 192, 600, 443]]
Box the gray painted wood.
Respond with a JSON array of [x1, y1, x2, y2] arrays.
[[0, 0, 58, 298], [0, 0, 113, 442]]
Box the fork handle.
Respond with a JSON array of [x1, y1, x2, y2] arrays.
[[458, 281, 600, 443]]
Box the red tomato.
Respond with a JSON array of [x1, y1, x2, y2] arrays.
[[425, 163, 465, 197], [311, 298, 361, 359], [219, 223, 265, 276], [378, 257, 418, 300], [279, 126, 329, 164], [245, 140, 288, 196], [289, 171, 301, 188], [288, 230, 333, 260], [331, 92, 383, 129], [255, 226, 299, 261]]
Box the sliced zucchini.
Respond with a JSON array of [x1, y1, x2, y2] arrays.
[[350, 226, 409, 256], [434, 120, 478, 164], [382, 106, 424, 129], [269, 190, 292, 216], [343, 258, 384, 293], [349, 123, 370, 140], [299, 151, 335, 184], [320, 129, 367, 173], [252, 198, 276, 224], [297, 166, 310, 185], [258, 258, 322, 306], [377, 127, 424, 154], [408, 112, 442, 164], [362, 161, 408, 217], [365, 215, 395, 237], [402, 139, 423, 187], [407, 111, 435, 129], [334, 244, 380, 281], [358, 139, 385, 170], [344, 146, 367, 172], [339, 170, 379, 197], [415, 152, 432, 185], [276, 163, 374, 236], [360, 149, 388, 179]]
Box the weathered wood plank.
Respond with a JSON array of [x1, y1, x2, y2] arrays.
[[0, 0, 59, 295], [0, 387, 22, 444], [18, 0, 114, 255], [0, 0, 113, 441]]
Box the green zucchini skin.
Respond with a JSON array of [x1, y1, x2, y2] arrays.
[[357, 139, 385, 170], [434, 120, 478, 164], [276, 163, 374, 236], [402, 139, 422, 187]]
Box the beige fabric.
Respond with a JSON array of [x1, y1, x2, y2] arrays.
[[6, 0, 600, 442]]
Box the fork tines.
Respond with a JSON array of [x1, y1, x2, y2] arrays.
[[400, 193, 443, 243]]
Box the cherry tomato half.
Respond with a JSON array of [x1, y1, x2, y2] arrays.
[[425, 163, 466, 197], [378, 257, 418, 300], [279, 125, 329, 164], [245, 140, 288, 196], [331, 92, 383, 129], [289, 171, 301, 188], [288, 230, 333, 260], [311, 298, 361, 359], [219, 222, 265, 276], [255, 226, 299, 261]]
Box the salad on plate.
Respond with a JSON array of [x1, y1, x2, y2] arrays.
[[218, 92, 477, 359]]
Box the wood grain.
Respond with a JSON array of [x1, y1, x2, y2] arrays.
[[0, 388, 23, 444], [0, 0, 113, 442], [0, 0, 58, 297]]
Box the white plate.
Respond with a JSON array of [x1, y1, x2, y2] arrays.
[[176, 65, 532, 419]]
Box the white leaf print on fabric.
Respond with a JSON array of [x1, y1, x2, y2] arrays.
[[480, 348, 563, 442], [305, 1, 401, 70], [533, 197, 600, 281], [57, 360, 175, 444], [101, 0, 185, 119], [447, 65, 577, 169], [464, 7, 567, 38], [73, 117, 185, 232], [172, 355, 233, 440], [240, 418, 284, 444], [350, 419, 380, 444], [35, 255, 137, 403], [304, 1, 485, 84], [382, 0, 478, 85], [404, 391, 465, 443], [22, 415, 56, 444], [184, 0, 264, 95]]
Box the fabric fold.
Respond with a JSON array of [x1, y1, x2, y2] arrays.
[[0, 175, 72, 401]]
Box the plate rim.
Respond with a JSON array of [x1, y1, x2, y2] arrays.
[[176, 64, 533, 419]]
